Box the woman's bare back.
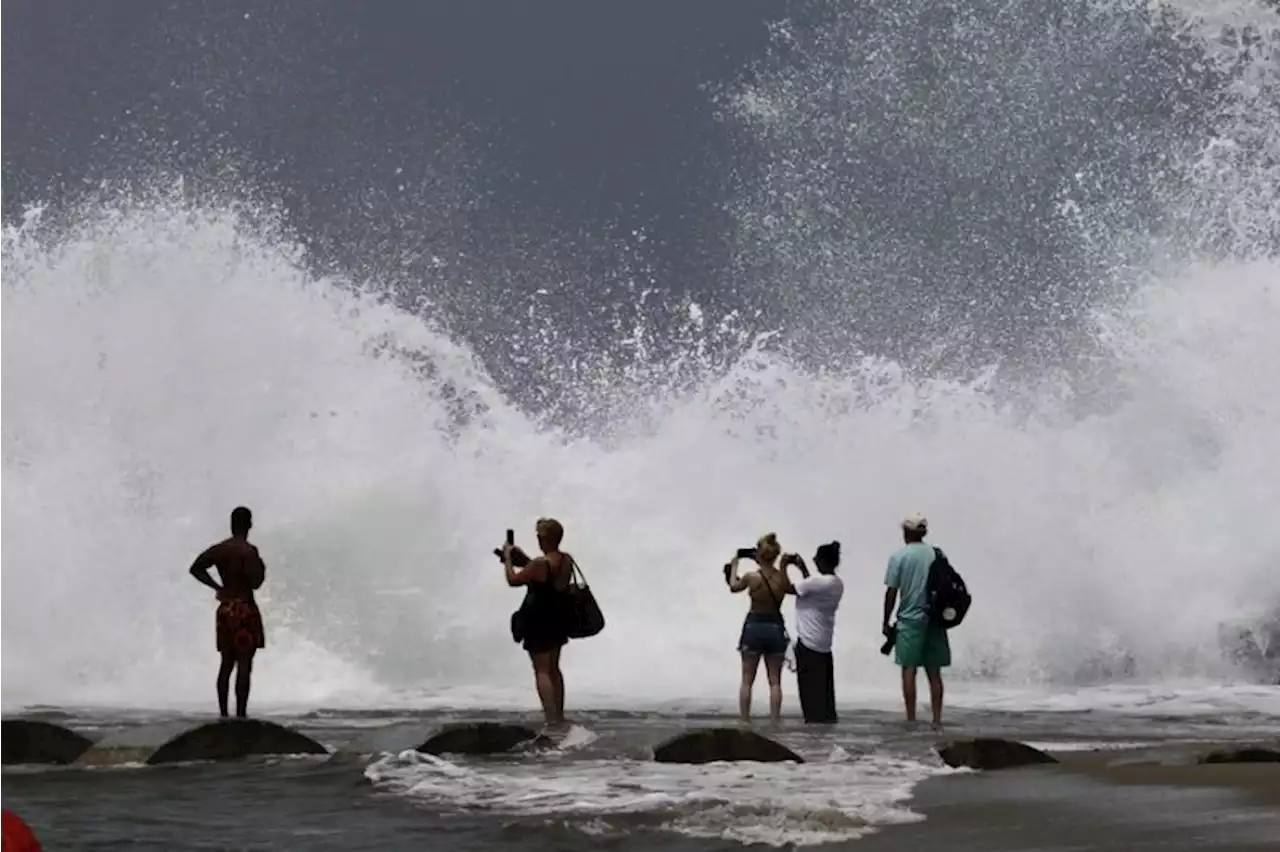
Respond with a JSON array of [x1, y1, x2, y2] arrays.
[[747, 568, 790, 615]]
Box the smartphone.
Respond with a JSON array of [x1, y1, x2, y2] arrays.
[[506, 529, 515, 546], [736, 547, 756, 560], [722, 563, 732, 583]]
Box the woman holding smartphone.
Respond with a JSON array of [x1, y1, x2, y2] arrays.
[[725, 532, 793, 723], [503, 517, 573, 729]]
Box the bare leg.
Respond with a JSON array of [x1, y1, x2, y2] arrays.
[[550, 646, 566, 725], [764, 654, 785, 723], [925, 666, 944, 728], [530, 651, 557, 725], [234, 652, 254, 718], [900, 666, 918, 722], [739, 652, 761, 721], [216, 653, 235, 718]]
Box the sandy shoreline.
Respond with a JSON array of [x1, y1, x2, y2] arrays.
[[857, 740, 1280, 851]]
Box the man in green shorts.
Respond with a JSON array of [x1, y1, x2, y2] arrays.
[[882, 513, 950, 728]]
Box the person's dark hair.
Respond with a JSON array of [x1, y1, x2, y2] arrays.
[[230, 506, 253, 535], [815, 541, 841, 570]]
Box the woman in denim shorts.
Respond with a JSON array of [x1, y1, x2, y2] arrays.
[[725, 532, 793, 722]]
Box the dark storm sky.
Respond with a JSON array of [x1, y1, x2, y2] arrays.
[[3, 1, 790, 295], [9, 1, 1254, 395]]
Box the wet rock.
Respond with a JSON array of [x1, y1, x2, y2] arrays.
[[2, 719, 94, 765], [937, 738, 1059, 771], [1199, 746, 1280, 765], [416, 722, 548, 756], [652, 727, 804, 765], [145, 719, 329, 765]]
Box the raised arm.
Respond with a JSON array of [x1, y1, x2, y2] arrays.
[[727, 555, 751, 593], [785, 554, 809, 596], [188, 544, 223, 593], [779, 567, 796, 596], [504, 543, 547, 587]]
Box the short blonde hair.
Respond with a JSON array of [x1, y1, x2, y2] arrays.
[[756, 532, 781, 564], [536, 517, 565, 547]]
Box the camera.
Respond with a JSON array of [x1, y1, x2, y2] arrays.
[[493, 528, 531, 568], [880, 624, 897, 655]]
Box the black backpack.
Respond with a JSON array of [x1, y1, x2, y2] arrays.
[[926, 547, 972, 630]]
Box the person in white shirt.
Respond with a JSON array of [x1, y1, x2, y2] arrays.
[[787, 541, 845, 723]]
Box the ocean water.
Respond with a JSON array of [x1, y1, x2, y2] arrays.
[[3, 0, 1279, 847], [6, 704, 1280, 849]]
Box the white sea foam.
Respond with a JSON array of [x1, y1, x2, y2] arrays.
[[3, 202, 1279, 715], [3, 1, 1279, 720], [364, 746, 945, 846]]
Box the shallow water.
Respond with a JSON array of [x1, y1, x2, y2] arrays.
[[6, 690, 1280, 850]]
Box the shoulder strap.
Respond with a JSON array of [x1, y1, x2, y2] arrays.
[[560, 553, 587, 589], [760, 569, 784, 613], [928, 547, 955, 594]]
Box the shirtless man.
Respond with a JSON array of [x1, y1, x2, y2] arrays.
[[189, 506, 266, 718]]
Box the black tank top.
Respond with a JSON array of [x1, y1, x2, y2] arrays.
[[523, 556, 567, 621]]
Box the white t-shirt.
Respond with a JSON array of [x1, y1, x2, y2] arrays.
[[793, 573, 845, 653]]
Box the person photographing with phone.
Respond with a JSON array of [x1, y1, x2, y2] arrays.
[[788, 542, 844, 723], [501, 517, 574, 729], [724, 533, 793, 723]]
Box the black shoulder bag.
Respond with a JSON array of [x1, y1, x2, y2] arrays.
[[562, 555, 606, 639]]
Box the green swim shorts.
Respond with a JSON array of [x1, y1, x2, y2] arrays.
[[893, 619, 951, 669]]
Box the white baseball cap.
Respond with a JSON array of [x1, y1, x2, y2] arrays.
[[902, 513, 928, 532]]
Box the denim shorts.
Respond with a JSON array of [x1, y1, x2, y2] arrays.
[[738, 613, 789, 656]]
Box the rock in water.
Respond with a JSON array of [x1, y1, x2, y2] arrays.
[[1, 719, 94, 765], [1199, 746, 1280, 764], [937, 738, 1058, 771], [416, 722, 546, 756], [652, 727, 804, 764], [145, 719, 328, 765]]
